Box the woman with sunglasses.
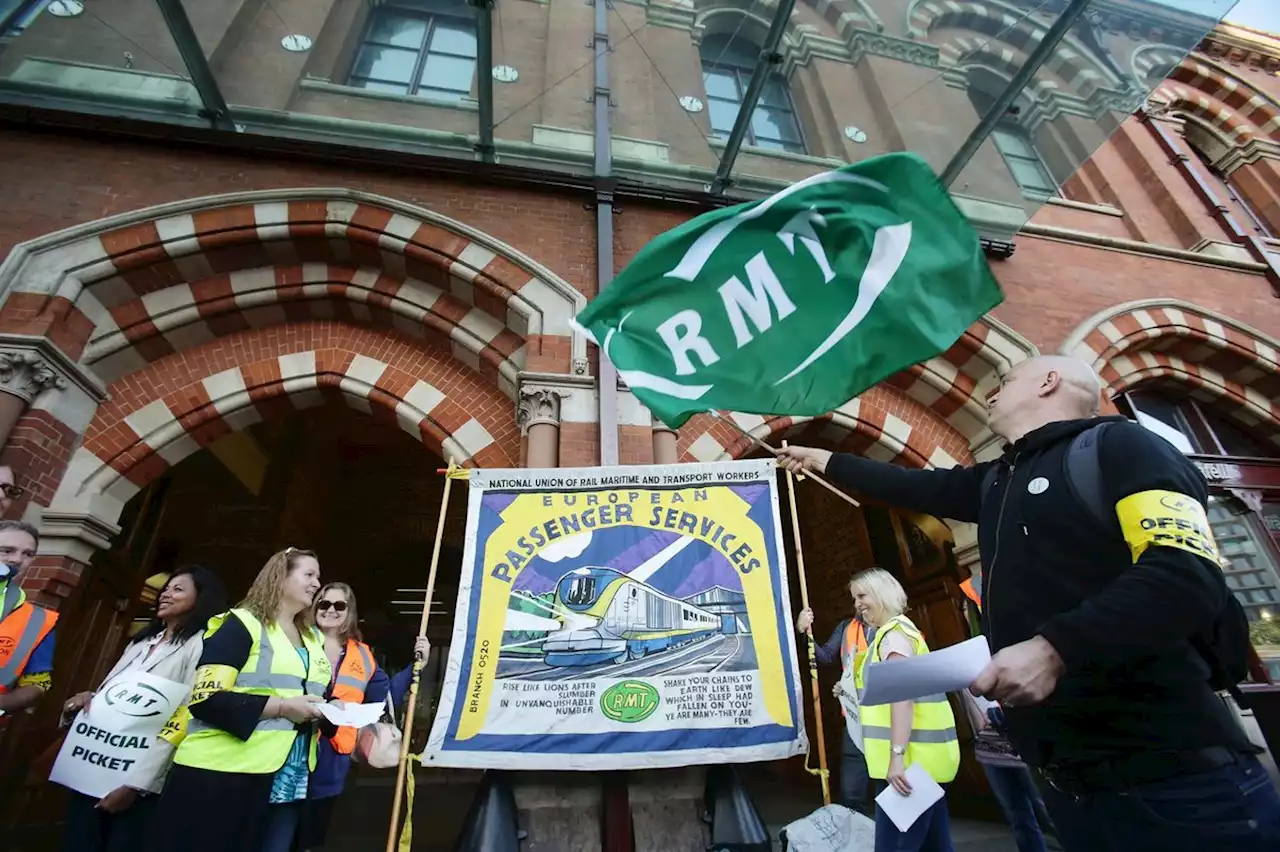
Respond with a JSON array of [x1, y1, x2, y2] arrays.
[[301, 583, 427, 851]]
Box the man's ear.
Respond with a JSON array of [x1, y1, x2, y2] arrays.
[[1037, 370, 1062, 397]]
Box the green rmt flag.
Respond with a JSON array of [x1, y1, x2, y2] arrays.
[[571, 152, 1005, 429]]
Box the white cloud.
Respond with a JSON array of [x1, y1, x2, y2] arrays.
[[540, 531, 592, 563]]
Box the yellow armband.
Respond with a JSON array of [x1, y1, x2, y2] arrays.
[[159, 705, 192, 747], [1115, 490, 1220, 564], [188, 664, 238, 706]]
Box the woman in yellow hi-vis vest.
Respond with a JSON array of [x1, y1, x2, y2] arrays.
[[851, 568, 960, 852], [149, 548, 331, 852]]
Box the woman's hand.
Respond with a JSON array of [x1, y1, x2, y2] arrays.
[[96, 786, 137, 814], [886, 754, 912, 796], [414, 636, 430, 662], [276, 695, 324, 723], [831, 682, 844, 698], [795, 608, 814, 635], [63, 691, 94, 716]]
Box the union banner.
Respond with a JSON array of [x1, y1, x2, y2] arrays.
[[423, 459, 808, 769]]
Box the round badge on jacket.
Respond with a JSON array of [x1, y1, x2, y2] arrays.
[[1027, 477, 1049, 494]]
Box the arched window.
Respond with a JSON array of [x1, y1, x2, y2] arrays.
[[700, 33, 805, 155], [348, 0, 477, 102], [966, 69, 1057, 198]]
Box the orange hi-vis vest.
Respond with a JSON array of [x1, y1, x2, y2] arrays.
[[839, 619, 869, 718], [329, 638, 376, 755], [0, 582, 58, 695], [960, 578, 981, 611]]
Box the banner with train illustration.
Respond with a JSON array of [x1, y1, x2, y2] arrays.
[[422, 459, 808, 770]]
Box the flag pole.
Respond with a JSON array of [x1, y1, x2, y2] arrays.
[[385, 460, 461, 852], [781, 440, 831, 805], [711, 412, 860, 508]]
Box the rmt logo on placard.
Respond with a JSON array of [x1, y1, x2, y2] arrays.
[[102, 681, 171, 718]]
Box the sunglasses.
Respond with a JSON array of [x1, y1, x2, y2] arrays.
[[0, 484, 24, 500], [316, 600, 348, 613]]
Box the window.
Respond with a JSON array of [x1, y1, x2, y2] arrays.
[[1208, 496, 1280, 624], [700, 34, 805, 155], [349, 0, 477, 102], [1124, 390, 1278, 459], [991, 126, 1057, 197]]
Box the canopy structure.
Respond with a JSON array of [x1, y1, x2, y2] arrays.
[[0, 0, 1241, 234]]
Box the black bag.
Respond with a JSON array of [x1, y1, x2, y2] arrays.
[[981, 422, 1251, 699]]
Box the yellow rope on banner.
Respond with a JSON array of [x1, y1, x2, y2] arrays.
[[803, 746, 831, 799], [398, 754, 419, 852]]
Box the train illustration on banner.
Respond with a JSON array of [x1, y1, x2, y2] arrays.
[[542, 565, 732, 666]]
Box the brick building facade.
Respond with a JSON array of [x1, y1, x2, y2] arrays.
[[0, 0, 1279, 847]]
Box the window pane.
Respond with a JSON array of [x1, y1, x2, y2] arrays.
[[352, 78, 412, 95], [368, 14, 427, 48], [759, 77, 790, 109], [1130, 392, 1203, 453], [1007, 158, 1056, 193], [353, 45, 419, 85], [1210, 497, 1280, 628], [421, 54, 475, 96], [993, 128, 1038, 160], [752, 105, 802, 146], [707, 98, 740, 137], [430, 19, 477, 58], [702, 69, 740, 102]]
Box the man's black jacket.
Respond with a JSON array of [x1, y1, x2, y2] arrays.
[[825, 415, 1252, 766]]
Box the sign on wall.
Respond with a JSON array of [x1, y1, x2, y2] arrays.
[[49, 671, 186, 797], [423, 459, 807, 770]]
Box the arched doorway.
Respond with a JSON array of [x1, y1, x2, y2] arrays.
[[0, 190, 586, 845]]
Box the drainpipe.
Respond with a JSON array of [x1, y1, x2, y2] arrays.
[[594, 0, 619, 468]]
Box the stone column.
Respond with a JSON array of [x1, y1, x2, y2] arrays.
[[652, 422, 679, 465], [518, 387, 566, 468], [0, 343, 69, 449]]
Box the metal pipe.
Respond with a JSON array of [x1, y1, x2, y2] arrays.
[[708, 0, 797, 195], [594, 0, 619, 468], [939, 0, 1093, 187], [471, 0, 495, 163], [0, 0, 43, 37], [154, 0, 236, 132]]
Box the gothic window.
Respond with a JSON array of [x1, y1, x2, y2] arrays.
[[349, 0, 477, 102], [700, 33, 805, 155]]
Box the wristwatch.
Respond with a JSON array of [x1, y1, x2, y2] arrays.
[[890, 744, 907, 756]]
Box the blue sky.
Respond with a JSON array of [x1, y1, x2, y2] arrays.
[[1226, 0, 1280, 33]]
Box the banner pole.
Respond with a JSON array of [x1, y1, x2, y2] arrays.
[[710, 412, 859, 508], [385, 461, 459, 852], [781, 440, 831, 805]]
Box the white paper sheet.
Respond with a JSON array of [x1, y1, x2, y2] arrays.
[[859, 636, 990, 706], [318, 701, 386, 728], [874, 763, 945, 833]]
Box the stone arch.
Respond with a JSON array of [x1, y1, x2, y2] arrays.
[[0, 189, 590, 398], [906, 0, 1125, 95], [1061, 299, 1280, 446], [1150, 57, 1280, 144], [1131, 43, 1188, 88], [49, 321, 519, 532], [677, 317, 1035, 466]]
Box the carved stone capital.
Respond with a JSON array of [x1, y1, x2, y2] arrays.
[[0, 348, 68, 403], [517, 387, 568, 434], [0, 334, 105, 407]]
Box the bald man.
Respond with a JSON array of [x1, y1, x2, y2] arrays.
[[779, 355, 1279, 852]]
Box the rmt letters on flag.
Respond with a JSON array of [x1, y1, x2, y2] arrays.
[[572, 152, 1003, 427]]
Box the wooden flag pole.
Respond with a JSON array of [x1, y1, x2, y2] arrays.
[[710, 412, 859, 508], [385, 461, 461, 852], [781, 440, 831, 805]]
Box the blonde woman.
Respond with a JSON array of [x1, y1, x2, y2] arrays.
[[150, 548, 330, 852], [301, 582, 427, 850], [850, 568, 959, 852]]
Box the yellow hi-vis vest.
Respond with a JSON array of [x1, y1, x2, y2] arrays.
[[175, 608, 331, 774], [855, 615, 960, 783]]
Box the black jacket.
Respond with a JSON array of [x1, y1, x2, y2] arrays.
[[825, 415, 1252, 766]]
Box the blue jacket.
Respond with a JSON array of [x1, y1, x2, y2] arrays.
[[310, 649, 416, 800]]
